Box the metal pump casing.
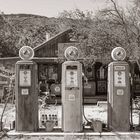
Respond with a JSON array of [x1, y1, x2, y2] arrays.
[[61, 46, 83, 132], [107, 47, 130, 131]]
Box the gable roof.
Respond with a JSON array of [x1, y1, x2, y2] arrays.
[[0, 28, 73, 60], [33, 28, 72, 52]]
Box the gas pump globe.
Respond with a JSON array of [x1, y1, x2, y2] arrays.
[[64, 46, 79, 61], [111, 47, 126, 61], [19, 46, 34, 60]]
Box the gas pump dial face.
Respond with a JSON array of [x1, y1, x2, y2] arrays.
[[19, 46, 34, 60], [111, 47, 126, 61], [64, 46, 79, 61]]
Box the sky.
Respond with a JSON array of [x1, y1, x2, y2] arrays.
[[0, 0, 132, 17]]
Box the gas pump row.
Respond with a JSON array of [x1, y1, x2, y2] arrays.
[[15, 46, 130, 132]]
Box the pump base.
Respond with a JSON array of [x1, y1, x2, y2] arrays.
[[6, 130, 140, 140]]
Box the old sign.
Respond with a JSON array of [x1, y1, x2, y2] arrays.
[[0, 68, 15, 78]]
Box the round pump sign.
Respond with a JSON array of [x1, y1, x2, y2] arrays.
[[111, 47, 126, 61], [19, 46, 34, 60], [64, 46, 79, 61]]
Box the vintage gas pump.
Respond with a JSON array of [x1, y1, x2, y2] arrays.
[[61, 46, 83, 132], [108, 47, 130, 131], [15, 46, 38, 131]]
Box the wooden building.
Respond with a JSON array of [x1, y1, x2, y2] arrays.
[[0, 28, 140, 103], [34, 28, 109, 103]]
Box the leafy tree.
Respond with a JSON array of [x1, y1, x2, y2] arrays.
[[0, 13, 60, 57], [58, 0, 140, 63], [0, 14, 19, 57], [58, 8, 128, 62]]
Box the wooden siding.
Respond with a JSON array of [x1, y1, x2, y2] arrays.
[[34, 29, 72, 57]]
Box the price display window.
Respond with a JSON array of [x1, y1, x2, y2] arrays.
[[19, 65, 31, 87], [66, 66, 78, 87]]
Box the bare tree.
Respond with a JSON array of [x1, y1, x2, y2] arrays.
[[98, 0, 140, 61]]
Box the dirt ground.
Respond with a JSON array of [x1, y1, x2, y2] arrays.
[[0, 102, 140, 130]]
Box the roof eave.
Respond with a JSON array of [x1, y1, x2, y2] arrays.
[[33, 28, 72, 52]]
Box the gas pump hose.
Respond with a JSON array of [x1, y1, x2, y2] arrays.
[[129, 70, 134, 130], [82, 79, 91, 125]]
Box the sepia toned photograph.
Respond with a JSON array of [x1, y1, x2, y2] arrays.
[[0, 0, 140, 139]]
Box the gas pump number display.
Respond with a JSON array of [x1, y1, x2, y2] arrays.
[[19, 70, 31, 87], [66, 66, 78, 87]]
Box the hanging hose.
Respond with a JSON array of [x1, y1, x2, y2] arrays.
[[130, 75, 134, 130], [82, 77, 91, 125], [128, 60, 135, 130]]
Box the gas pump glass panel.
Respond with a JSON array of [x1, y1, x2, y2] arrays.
[[19, 70, 31, 87], [66, 66, 78, 87], [114, 66, 126, 87]]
